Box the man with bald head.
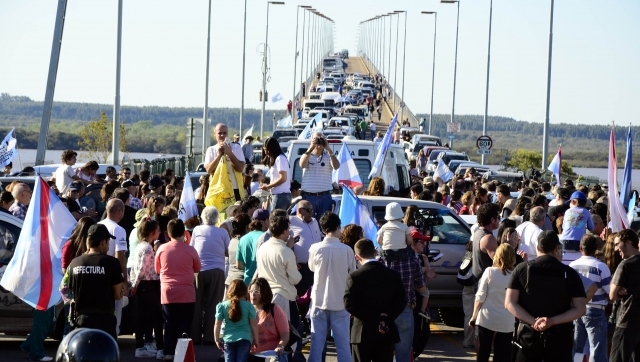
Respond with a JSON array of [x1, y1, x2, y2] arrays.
[[299, 132, 340, 219], [516, 206, 546, 260], [587, 214, 605, 248], [204, 123, 246, 201], [98, 198, 128, 334]]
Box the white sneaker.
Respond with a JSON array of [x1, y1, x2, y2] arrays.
[[156, 350, 165, 360], [145, 343, 157, 353], [135, 347, 156, 358]]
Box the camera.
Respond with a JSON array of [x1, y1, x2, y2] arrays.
[[314, 136, 326, 146], [414, 208, 444, 229]]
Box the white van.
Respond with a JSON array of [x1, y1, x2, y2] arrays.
[[321, 92, 341, 107], [344, 105, 368, 118], [287, 137, 410, 193], [303, 99, 325, 110]]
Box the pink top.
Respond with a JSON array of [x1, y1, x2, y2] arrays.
[[155, 241, 201, 304], [254, 304, 289, 352]]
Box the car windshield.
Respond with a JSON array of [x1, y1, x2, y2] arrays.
[[429, 150, 446, 162], [0, 222, 21, 265], [273, 130, 297, 139], [443, 155, 468, 164]]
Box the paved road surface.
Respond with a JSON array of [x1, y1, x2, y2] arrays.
[[342, 57, 395, 135], [0, 322, 474, 362]]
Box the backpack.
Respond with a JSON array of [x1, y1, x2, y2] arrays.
[[457, 250, 475, 286]]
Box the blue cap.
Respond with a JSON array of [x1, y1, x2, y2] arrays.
[[570, 191, 587, 201]]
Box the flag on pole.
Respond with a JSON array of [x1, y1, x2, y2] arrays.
[[339, 185, 379, 247], [243, 125, 254, 141], [0, 128, 18, 168], [608, 127, 630, 232], [628, 192, 636, 226], [178, 172, 199, 222], [277, 116, 293, 128], [0, 177, 77, 310], [271, 93, 283, 103], [332, 143, 363, 188], [433, 159, 454, 183], [369, 112, 398, 179], [297, 113, 323, 140], [547, 146, 562, 184], [620, 125, 633, 208]]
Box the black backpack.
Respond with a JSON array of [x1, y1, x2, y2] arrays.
[[457, 250, 475, 286]]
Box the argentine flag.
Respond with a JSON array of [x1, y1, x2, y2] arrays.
[[339, 186, 379, 247], [297, 113, 323, 140], [0, 177, 77, 310], [178, 171, 199, 222], [369, 112, 398, 179]]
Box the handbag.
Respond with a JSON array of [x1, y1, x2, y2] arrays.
[[268, 304, 302, 351], [457, 250, 475, 286]]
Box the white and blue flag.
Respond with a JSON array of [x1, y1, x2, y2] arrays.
[[369, 112, 397, 179], [433, 159, 454, 183], [277, 116, 293, 128], [178, 171, 199, 222], [271, 93, 283, 103], [0, 128, 18, 168], [297, 113, 323, 140], [547, 146, 562, 184], [339, 185, 379, 247]]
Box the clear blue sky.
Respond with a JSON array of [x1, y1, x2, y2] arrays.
[[1, 0, 639, 126]]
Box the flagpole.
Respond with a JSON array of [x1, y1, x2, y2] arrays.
[[558, 144, 561, 185]]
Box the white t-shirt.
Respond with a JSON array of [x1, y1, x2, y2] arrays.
[[378, 220, 410, 250], [270, 154, 290, 195], [370, 123, 377, 131], [204, 143, 245, 189], [516, 221, 543, 260], [99, 218, 128, 257], [55, 165, 75, 194], [475, 267, 515, 333]]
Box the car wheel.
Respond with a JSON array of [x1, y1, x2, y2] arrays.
[[438, 308, 464, 328]]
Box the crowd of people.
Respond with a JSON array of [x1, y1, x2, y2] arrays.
[[5, 120, 640, 362]]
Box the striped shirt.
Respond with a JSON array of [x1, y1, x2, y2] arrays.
[[569, 255, 612, 306], [301, 150, 333, 193]]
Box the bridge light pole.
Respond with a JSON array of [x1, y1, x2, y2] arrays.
[[542, 0, 555, 171], [421, 11, 437, 135], [481, 0, 494, 165], [260, 1, 285, 140], [441, 0, 460, 149]]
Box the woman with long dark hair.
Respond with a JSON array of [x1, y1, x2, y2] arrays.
[[61, 217, 97, 272], [260, 137, 291, 211], [214, 280, 259, 362], [248, 278, 289, 360], [130, 218, 164, 359]]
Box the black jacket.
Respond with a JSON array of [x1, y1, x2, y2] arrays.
[[344, 261, 407, 344]]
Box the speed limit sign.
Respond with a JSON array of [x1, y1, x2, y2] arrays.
[[476, 135, 493, 155]]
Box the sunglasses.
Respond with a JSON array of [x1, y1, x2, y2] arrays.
[[301, 208, 313, 213]]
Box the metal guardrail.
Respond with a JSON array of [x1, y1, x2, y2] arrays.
[[359, 54, 420, 128], [122, 153, 204, 177]]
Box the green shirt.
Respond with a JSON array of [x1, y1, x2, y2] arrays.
[[236, 230, 264, 285], [215, 300, 256, 342], [360, 120, 367, 132]]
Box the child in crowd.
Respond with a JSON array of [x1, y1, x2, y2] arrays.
[[250, 173, 260, 195], [377, 202, 413, 262], [214, 280, 259, 362]]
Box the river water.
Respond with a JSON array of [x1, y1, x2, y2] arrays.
[[11, 149, 639, 188]]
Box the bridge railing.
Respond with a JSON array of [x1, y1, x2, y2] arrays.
[[359, 53, 420, 128], [121, 153, 204, 177]]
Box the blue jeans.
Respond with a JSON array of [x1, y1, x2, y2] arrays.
[[271, 192, 292, 212], [300, 193, 333, 220], [224, 339, 251, 362], [309, 308, 351, 362], [574, 307, 608, 362], [370, 130, 375, 140], [395, 306, 414, 362]]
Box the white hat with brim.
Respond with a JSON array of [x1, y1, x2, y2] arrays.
[[384, 202, 405, 221]]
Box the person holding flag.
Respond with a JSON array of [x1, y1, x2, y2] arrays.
[[300, 132, 340, 219]]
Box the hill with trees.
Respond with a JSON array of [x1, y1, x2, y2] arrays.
[[0, 93, 637, 167]]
